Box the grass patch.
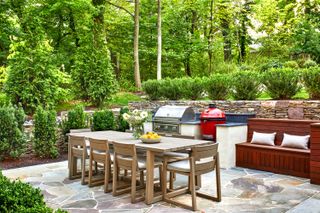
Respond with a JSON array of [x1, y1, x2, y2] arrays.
[[106, 92, 143, 107]]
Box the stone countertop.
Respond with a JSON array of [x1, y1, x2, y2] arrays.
[[216, 122, 247, 127], [179, 120, 201, 125]]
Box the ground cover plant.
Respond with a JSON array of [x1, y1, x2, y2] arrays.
[[0, 171, 66, 213]]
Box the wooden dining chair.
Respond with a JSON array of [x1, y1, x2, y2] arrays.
[[162, 143, 221, 211], [88, 138, 113, 193], [68, 135, 90, 185], [112, 142, 162, 203]]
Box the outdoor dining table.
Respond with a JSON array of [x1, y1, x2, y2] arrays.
[[69, 130, 213, 205]]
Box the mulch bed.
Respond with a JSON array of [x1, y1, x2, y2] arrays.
[[0, 153, 68, 170]]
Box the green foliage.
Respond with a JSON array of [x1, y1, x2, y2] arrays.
[[180, 77, 204, 100], [0, 66, 6, 88], [33, 107, 59, 158], [302, 67, 320, 99], [262, 68, 301, 99], [0, 171, 67, 213], [260, 60, 283, 72], [92, 110, 115, 131], [303, 59, 318, 68], [61, 105, 88, 134], [0, 93, 10, 106], [283, 61, 299, 69], [142, 80, 162, 101], [159, 78, 183, 100], [72, 45, 117, 107], [0, 105, 26, 160], [231, 71, 262, 100], [205, 74, 231, 100], [117, 107, 130, 132], [4, 39, 64, 114]]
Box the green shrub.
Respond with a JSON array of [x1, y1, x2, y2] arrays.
[[92, 110, 115, 131], [117, 107, 130, 132], [142, 79, 162, 100], [302, 67, 320, 99], [33, 107, 59, 158], [283, 61, 299, 69], [180, 77, 204, 100], [231, 71, 262, 100], [159, 78, 183, 100], [61, 105, 88, 134], [260, 60, 283, 72], [0, 66, 6, 89], [205, 74, 231, 100], [0, 106, 26, 160], [303, 59, 318, 68], [0, 171, 66, 213], [4, 40, 62, 114], [262, 68, 301, 99], [0, 93, 10, 106], [72, 45, 117, 107]]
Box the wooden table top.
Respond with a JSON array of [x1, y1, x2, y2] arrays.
[[69, 130, 213, 152]]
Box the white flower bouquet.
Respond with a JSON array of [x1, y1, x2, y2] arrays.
[[123, 109, 149, 138]]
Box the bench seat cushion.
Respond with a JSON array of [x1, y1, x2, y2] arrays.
[[237, 142, 310, 154]]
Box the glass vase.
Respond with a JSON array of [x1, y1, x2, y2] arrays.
[[132, 124, 144, 139]]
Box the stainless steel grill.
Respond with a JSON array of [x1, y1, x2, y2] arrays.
[[152, 105, 195, 134]]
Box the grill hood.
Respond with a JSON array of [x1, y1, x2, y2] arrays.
[[153, 105, 195, 122]]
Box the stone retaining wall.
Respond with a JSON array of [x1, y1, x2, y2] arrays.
[[128, 100, 320, 120]]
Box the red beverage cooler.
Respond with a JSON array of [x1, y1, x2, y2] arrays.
[[200, 104, 226, 140]]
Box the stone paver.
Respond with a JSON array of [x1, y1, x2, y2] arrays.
[[3, 161, 320, 213]]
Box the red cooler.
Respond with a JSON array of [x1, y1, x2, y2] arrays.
[[200, 104, 226, 140]]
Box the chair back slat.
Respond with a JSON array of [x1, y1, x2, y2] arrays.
[[89, 138, 109, 151], [113, 142, 136, 157], [191, 143, 218, 161], [69, 135, 86, 147]]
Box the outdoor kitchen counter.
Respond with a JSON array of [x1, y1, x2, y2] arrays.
[[69, 130, 213, 205]]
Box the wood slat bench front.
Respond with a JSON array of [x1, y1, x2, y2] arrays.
[[236, 118, 320, 178]]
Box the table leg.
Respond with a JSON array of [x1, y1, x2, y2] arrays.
[[145, 150, 155, 204]]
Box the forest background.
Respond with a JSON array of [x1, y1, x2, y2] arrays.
[[0, 0, 319, 113]]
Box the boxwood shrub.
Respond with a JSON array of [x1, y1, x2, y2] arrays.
[[302, 67, 320, 99], [262, 68, 301, 99], [180, 77, 204, 100], [142, 79, 162, 100], [205, 74, 231, 100], [0, 171, 66, 212], [61, 105, 88, 134], [159, 78, 184, 100], [231, 71, 262, 100], [92, 109, 115, 131], [33, 107, 59, 158], [0, 105, 26, 160]]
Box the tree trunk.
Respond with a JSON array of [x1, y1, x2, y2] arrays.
[[110, 50, 120, 80], [134, 0, 141, 89], [184, 59, 191, 76], [156, 0, 162, 80], [208, 0, 214, 72]]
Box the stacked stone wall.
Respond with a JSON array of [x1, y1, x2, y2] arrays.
[[128, 100, 320, 120]]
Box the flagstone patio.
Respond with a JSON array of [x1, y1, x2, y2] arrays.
[[3, 161, 320, 213]]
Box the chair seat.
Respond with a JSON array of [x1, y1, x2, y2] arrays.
[[167, 158, 213, 173]]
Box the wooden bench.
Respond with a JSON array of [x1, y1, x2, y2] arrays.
[[236, 118, 320, 178]]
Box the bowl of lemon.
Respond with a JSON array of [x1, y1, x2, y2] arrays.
[[140, 132, 161, 143]]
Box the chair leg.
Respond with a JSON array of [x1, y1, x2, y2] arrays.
[[190, 172, 197, 211], [104, 158, 111, 193], [81, 157, 86, 185], [131, 167, 137, 203], [216, 154, 221, 202], [158, 166, 163, 188], [88, 157, 93, 186], [162, 161, 168, 199], [68, 155, 73, 179], [112, 161, 118, 196], [140, 170, 144, 186], [169, 172, 174, 190]]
